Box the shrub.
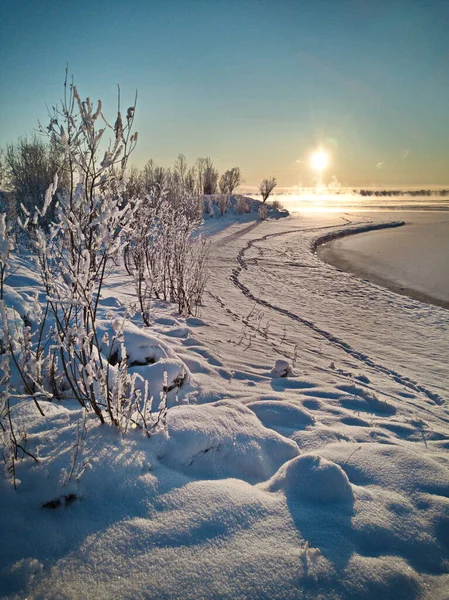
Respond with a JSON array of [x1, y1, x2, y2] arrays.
[[14, 76, 141, 426], [125, 186, 210, 321], [270, 199, 283, 211]]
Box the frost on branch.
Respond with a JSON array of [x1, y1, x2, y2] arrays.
[[124, 184, 210, 320], [19, 75, 144, 428]]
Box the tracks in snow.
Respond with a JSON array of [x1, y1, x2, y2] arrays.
[[226, 224, 445, 406], [215, 219, 263, 247]]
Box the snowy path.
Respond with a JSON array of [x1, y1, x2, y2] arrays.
[[198, 213, 448, 406], [231, 223, 445, 405]]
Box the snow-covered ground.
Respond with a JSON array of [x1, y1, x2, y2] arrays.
[[1, 207, 448, 599]]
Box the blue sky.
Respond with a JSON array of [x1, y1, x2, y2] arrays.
[[1, 0, 448, 188]]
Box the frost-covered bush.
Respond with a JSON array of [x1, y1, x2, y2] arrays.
[[125, 186, 209, 320], [128, 157, 203, 221], [0, 213, 13, 302], [234, 195, 252, 214], [122, 155, 208, 321], [0, 73, 211, 490], [9, 76, 156, 431], [0, 76, 206, 491], [0, 215, 40, 487], [204, 196, 214, 216]]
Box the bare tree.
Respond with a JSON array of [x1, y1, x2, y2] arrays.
[[219, 167, 242, 195], [185, 166, 197, 195], [196, 157, 218, 195], [125, 166, 144, 200], [173, 154, 187, 187], [204, 160, 219, 195], [0, 150, 14, 221], [259, 176, 277, 203], [136, 159, 174, 210]]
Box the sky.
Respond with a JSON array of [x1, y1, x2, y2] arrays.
[[1, 0, 449, 189]]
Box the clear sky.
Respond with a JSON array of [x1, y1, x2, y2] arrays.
[[1, 0, 448, 188]]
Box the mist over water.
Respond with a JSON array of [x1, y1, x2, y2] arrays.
[[265, 192, 449, 214]]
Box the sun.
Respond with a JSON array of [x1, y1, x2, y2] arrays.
[[310, 149, 329, 172]]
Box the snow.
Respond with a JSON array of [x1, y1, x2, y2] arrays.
[[158, 400, 299, 483], [247, 400, 314, 430], [1, 203, 449, 599], [265, 453, 354, 503]]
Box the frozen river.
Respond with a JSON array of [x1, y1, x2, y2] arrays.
[[317, 212, 449, 309]]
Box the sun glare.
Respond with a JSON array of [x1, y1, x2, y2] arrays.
[[310, 149, 329, 172]]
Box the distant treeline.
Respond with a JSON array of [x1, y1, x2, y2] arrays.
[[355, 189, 449, 197]]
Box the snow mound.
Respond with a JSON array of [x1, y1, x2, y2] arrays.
[[157, 401, 299, 483], [164, 327, 190, 338], [247, 400, 314, 430], [95, 320, 194, 406], [271, 359, 293, 378], [267, 454, 354, 503], [119, 321, 174, 365], [185, 316, 207, 327], [131, 357, 192, 407]]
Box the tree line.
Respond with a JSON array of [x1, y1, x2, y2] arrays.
[[0, 138, 278, 225], [356, 188, 449, 197]]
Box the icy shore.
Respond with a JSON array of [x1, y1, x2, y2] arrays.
[[317, 212, 449, 310]]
